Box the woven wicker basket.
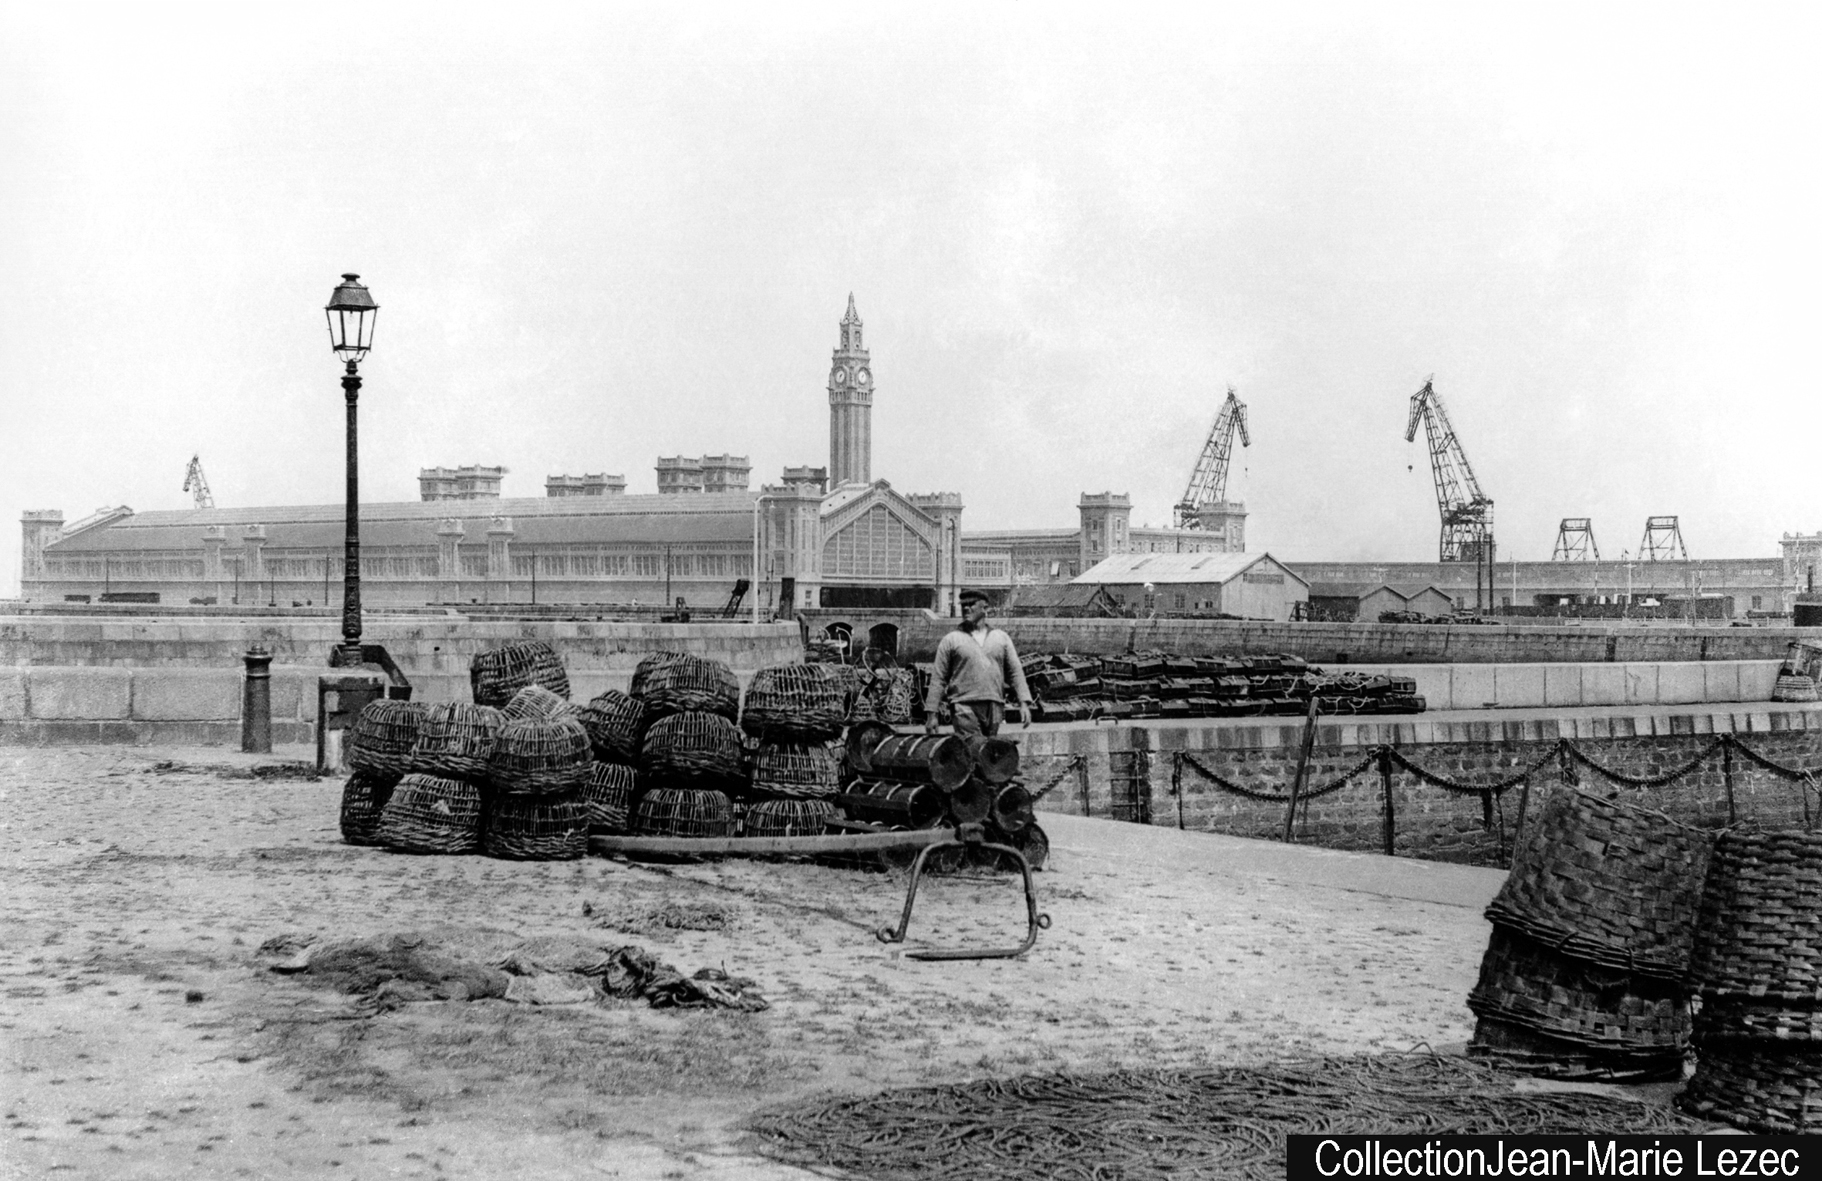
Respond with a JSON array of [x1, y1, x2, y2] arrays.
[[581, 761, 637, 834], [629, 651, 689, 700], [409, 703, 505, 779], [347, 699, 427, 780], [849, 667, 915, 725], [744, 797, 837, 838], [338, 771, 396, 846], [640, 711, 747, 791], [577, 689, 646, 764], [488, 716, 593, 796], [740, 663, 847, 740], [1466, 924, 1691, 1057], [1468, 1014, 1685, 1083], [1485, 787, 1715, 981], [482, 792, 587, 860], [1680, 1042, 1822, 1133], [634, 787, 734, 838], [470, 641, 571, 707], [377, 773, 483, 855], [502, 684, 579, 722], [637, 653, 740, 721], [1690, 829, 1822, 1005], [746, 739, 843, 799]]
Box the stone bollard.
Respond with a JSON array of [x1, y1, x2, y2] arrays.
[[242, 645, 273, 753]]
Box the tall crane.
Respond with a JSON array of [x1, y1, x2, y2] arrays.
[[1405, 379, 1492, 563], [1173, 386, 1250, 528], [182, 455, 214, 510]]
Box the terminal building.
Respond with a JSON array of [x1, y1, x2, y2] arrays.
[[16, 296, 1812, 620]]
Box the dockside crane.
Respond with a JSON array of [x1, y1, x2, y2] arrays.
[[1405, 378, 1495, 609], [182, 455, 214, 510], [1173, 386, 1250, 529]]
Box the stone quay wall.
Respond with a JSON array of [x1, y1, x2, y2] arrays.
[[1020, 707, 1822, 867]]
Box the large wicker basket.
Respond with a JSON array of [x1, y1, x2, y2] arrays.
[[338, 771, 396, 846], [740, 663, 847, 741], [502, 684, 579, 722], [1688, 829, 1822, 1004], [577, 689, 646, 764], [744, 797, 837, 838], [581, 761, 637, 834], [637, 653, 740, 721], [470, 641, 571, 707], [634, 787, 734, 838], [347, 699, 427, 781], [629, 651, 689, 700], [488, 716, 593, 796], [377, 773, 483, 855], [481, 792, 587, 861], [1466, 924, 1691, 1059], [409, 703, 505, 779], [746, 739, 843, 799], [640, 711, 747, 791], [1680, 1042, 1822, 1133], [1485, 787, 1714, 981]]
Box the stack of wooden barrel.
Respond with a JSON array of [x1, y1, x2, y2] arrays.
[[1680, 830, 1822, 1132], [839, 722, 1046, 869], [1467, 787, 1714, 1081]]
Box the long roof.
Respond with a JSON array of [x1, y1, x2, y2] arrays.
[[1071, 552, 1308, 587], [45, 493, 759, 552]]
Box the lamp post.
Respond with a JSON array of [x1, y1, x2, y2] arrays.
[[325, 273, 378, 666]]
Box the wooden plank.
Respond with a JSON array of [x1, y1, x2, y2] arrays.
[[589, 828, 950, 857]]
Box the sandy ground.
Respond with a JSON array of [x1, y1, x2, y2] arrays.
[[1, 744, 1509, 1180]]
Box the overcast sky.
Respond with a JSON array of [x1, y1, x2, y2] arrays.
[[3, 3, 1817, 596]]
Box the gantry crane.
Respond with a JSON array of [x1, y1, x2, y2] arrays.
[[182, 455, 214, 510], [1173, 386, 1250, 528], [1552, 518, 1600, 561], [1406, 379, 1495, 611]]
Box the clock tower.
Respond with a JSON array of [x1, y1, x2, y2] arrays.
[[828, 294, 872, 488]]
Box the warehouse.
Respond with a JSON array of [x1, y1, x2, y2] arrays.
[[1071, 552, 1308, 621]]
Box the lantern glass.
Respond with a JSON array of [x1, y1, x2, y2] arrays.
[[324, 273, 379, 363]]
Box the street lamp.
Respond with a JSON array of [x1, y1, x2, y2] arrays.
[[325, 273, 378, 666]]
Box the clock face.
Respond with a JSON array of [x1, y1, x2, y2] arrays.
[[831, 367, 848, 386], [855, 368, 871, 387]]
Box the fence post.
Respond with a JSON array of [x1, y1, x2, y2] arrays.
[[1076, 754, 1091, 818], [1722, 736, 1737, 826], [1172, 752, 1185, 830], [1378, 746, 1396, 857], [241, 645, 272, 754], [1283, 696, 1321, 843]]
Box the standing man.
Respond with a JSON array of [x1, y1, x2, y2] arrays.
[[924, 589, 1033, 736]]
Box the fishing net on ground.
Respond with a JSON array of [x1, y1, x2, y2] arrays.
[[745, 1051, 1706, 1181]]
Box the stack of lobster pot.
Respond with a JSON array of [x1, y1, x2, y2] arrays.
[[340, 698, 427, 846], [739, 663, 847, 838], [1467, 787, 1714, 1081], [379, 700, 503, 855], [839, 723, 1047, 869], [1680, 830, 1822, 1133], [630, 652, 746, 838], [575, 688, 646, 838], [481, 684, 592, 860]]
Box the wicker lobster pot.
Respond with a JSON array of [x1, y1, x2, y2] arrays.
[[865, 733, 975, 792], [377, 773, 484, 855], [629, 651, 688, 700], [743, 797, 837, 838], [637, 654, 740, 721], [740, 663, 847, 741], [339, 771, 396, 846], [487, 716, 593, 796], [844, 720, 894, 776], [502, 684, 579, 722], [409, 703, 505, 779], [581, 761, 637, 834], [849, 668, 915, 725], [481, 792, 588, 860], [746, 740, 843, 799], [837, 779, 946, 829], [634, 787, 734, 838], [640, 711, 747, 792], [1485, 787, 1715, 982], [1009, 822, 1049, 871], [990, 782, 1035, 834], [346, 699, 427, 781], [1679, 829, 1822, 1131], [1466, 924, 1691, 1080], [966, 736, 1021, 785], [470, 641, 571, 708], [577, 690, 647, 764]]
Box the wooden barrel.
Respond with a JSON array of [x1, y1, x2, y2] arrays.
[[865, 733, 974, 792], [966, 736, 1020, 785], [1679, 830, 1822, 1132], [836, 779, 946, 829]]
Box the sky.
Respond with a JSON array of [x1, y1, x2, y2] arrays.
[[2, 3, 1818, 596]]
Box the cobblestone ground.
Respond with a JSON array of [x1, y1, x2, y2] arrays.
[[0, 746, 1504, 1180]]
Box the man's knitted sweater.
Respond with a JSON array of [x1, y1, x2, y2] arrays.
[[923, 626, 1033, 714]]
